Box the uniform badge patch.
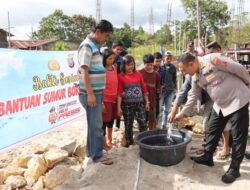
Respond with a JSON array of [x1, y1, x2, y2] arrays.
[[212, 58, 227, 68]]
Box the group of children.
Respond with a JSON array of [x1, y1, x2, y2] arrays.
[[102, 41, 176, 149]]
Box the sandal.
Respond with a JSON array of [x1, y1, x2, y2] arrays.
[[216, 151, 230, 160], [99, 157, 113, 165], [103, 143, 112, 151]]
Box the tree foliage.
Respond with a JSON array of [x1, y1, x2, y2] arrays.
[[226, 12, 250, 47], [33, 10, 175, 50], [51, 41, 69, 51], [133, 26, 151, 46], [154, 24, 172, 46], [181, 0, 230, 42], [32, 10, 95, 44], [32, 3, 249, 53], [71, 14, 95, 43], [107, 23, 132, 48], [32, 10, 73, 40]]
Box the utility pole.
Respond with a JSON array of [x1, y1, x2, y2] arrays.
[[30, 24, 34, 40], [179, 25, 182, 55], [166, 3, 172, 27], [196, 0, 201, 44], [7, 11, 11, 48], [96, 0, 101, 23], [237, 0, 245, 46], [130, 0, 135, 48], [149, 8, 154, 35], [174, 9, 177, 55]]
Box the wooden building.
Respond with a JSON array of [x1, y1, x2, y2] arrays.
[[0, 28, 14, 48]]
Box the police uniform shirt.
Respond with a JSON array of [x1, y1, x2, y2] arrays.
[[180, 53, 250, 117]]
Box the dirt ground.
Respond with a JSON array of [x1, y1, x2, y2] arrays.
[[1, 117, 250, 190], [56, 129, 250, 190]]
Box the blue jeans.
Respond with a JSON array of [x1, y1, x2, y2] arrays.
[[161, 90, 174, 126], [79, 92, 103, 162]]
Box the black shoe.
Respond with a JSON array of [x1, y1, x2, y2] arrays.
[[122, 142, 130, 148], [245, 152, 250, 159], [190, 154, 214, 167], [221, 168, 240, 183], [201, 138, 206, 147], [123, 139, 134, 148]]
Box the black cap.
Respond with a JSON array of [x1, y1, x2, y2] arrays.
[[206, 41, 220, 49]]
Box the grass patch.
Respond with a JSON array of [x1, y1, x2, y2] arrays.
[[127, 44, 174, 61]]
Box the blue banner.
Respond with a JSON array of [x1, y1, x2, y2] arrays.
[[0, 48, 85, 150]]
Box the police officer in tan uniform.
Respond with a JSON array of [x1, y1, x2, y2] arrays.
[[174, 52, 250, 184]]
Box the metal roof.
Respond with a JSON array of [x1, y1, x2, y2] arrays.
[[9, 39, 58, 49]]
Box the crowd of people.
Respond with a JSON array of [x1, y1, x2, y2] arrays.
[[77, 19, 250, 184]]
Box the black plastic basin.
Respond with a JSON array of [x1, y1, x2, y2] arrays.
[[135, 129, 192, 166]]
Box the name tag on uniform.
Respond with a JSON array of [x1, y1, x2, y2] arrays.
[[205, 73, 223, 87]]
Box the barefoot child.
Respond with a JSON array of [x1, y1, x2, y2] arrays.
[[102, 48, 118, 150]]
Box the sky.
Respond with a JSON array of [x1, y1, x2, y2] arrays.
[[0, 0, 249, 40]]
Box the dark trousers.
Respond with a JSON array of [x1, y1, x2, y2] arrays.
[[115, 118, 121, 128], [156, 98, 160, 120], [205, 103, 249, 163], [122, 102, 146, 144]]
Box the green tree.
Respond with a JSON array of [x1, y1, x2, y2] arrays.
[[154, 24, 172, 46], [32, 10, 73, 40], [51, 41, 69, 51], [227, 12, 250, 47], [240, 23, 250, 43], [133, 26, 150, 46], [71, 14, 95, 43], [107, 23, 132, 49], [32, 10, 94, 43], [181, 0, 230, 42]]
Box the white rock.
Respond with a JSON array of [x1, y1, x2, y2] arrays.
[[44, 165, 72, 189], [32, 176, 45, 190], [11, 155, 32, 168], [59, 140, 77, 155], [44, 148, 68, 168], [5, 175, 26, 189], [0, 170, 5, 184], [24, 156, 47, 185], [192, 123, 204, 134], [73, 144, 85, 159], [0, 185, 12, 190], [0, 166, 25, 183]]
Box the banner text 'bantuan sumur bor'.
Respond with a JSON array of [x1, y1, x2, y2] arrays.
[[0, 48, 85, 151]]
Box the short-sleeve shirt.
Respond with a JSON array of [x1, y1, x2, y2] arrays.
[[78, 35, 106, 92], [103, 66, 118, 103]]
